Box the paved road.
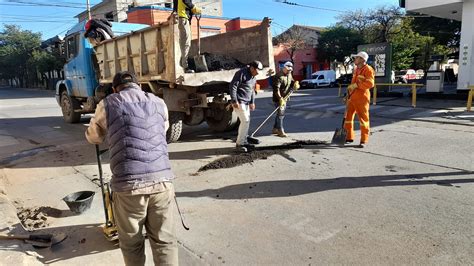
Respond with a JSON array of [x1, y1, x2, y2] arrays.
[[0, 86, 473, 265]]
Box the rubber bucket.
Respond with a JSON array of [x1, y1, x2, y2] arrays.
[[63, 191, 95, 214]]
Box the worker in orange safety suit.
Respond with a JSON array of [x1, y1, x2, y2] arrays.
[[344, 51, 375, 148]]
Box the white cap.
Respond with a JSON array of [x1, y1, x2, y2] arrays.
[[283, 61, 293, 71], [352, 51, 369, 62]]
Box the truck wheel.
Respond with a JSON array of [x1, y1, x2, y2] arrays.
[[166, 112, 183, 143], [61, 91, 81, 123], [206, 108, 239, 132]]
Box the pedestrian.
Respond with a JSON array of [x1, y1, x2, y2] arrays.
[[272, 61, 299, 137], [173, 0, 201, 73], [85, 71, 178, 266], [345, 51, 375, 148], [230, 60, 263, 152]]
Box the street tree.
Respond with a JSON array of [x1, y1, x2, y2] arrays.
[[0, 25, 42, 87], [273, 26, 307, 63], [411, 16, 461, 48], [317, 26, 364, 74], [337, 6, 404, 43], [29, 50, 64, 88]]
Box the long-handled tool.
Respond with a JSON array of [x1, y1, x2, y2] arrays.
[[95, 145, 118, 241], [193, 14, 208, 72], [247, 82, 299, 144], [331, 91, 353, 146], [174, 196, 190, 230], [0, 233, 67, 248]]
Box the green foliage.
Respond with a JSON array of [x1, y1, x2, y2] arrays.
[[317, 26, 364, 68], [0, 25, 42, 86], [337, 6, 403, 43], [411, 16, 461, 47], [335, 6, 455, 71], [0, 24, 64, 87], [30, 50, 64, 73]]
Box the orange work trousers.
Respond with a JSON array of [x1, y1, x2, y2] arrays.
[[344, 98, 370, 143]]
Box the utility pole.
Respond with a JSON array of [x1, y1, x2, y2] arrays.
[[87, 0, 91, 20]]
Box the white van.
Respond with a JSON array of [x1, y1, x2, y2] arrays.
[[301, 70, 337, 88]]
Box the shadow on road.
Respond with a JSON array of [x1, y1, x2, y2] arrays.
[[0, 87, 55, 100], [176, 170, 474, 200], [0, 222, 118, 264]]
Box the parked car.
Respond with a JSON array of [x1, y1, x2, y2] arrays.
[[395, 69, 417, 83], [301, 70, 337, 88]]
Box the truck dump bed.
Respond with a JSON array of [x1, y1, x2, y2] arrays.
[[95, 17, 274, 87]]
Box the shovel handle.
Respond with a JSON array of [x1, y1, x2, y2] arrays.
[[196, 14, 201, 55], [0, 234, 52, 241], [0, 234, 29, 240]]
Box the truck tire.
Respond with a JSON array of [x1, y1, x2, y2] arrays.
[[166, 112, 183, 143], [206, 108, 239, 132], [61, 91, 81, 123]]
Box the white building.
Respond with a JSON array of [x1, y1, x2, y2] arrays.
[[401, 0, 473, 91]]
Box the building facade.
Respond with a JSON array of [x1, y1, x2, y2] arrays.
[[401, 0, 473, 91], [76, 0, 222, 22], [273, 25, 328, 81], [127, 6, 261, 37]]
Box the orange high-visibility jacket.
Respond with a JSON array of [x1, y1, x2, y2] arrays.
[[350, 64, 375, 102]]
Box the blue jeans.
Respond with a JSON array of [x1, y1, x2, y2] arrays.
[[273, 103, 286, 130]]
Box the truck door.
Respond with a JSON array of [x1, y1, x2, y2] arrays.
[[64, 33, 80, 96]]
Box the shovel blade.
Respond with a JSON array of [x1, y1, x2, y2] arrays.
[[193, 55, 208, 72], [331, 127, 347, 146]]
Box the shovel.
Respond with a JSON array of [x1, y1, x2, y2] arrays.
[[193, 14, 208, 73], [0, 232, 67, 248], [331, 94, 351, 146], [247, 85, 298, 145]]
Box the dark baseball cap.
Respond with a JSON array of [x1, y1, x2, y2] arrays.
[[112, 71, 138, 88], [249, 60, 264, 70]]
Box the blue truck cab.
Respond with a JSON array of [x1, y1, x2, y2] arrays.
[[55, 20, 147, 123]]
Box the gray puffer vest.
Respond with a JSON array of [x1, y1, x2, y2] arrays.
[[104, 83, 174, 192]]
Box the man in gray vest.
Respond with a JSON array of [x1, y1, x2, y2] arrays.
[[86, 71, 178, 265]]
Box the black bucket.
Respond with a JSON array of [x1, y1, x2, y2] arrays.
[[63, 191, 95, 214]]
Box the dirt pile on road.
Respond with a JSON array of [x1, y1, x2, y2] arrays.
[[17, 206, 61, 231], [199, 150, 286, 172], [198, 140, 327, 172]]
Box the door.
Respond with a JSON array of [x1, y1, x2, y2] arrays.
[[65, 34, 80, 96], [305, 64, 313, 79]]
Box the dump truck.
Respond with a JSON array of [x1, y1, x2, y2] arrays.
[[56, 16, 275, 142]]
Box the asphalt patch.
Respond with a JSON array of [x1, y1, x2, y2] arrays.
[[198, 140, 326, 172]]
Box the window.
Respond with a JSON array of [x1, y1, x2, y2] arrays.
[[66, 34, 79, 61], [318, 75, 325, 80]]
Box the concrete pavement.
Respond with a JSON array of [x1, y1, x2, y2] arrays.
[[0, 86, 473, 265]]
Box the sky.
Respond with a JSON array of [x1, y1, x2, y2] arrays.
[[0, 0, 399, 40]]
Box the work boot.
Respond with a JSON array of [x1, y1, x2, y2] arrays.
[[359, 142, 366, 148], [272, 128, 279, 135], [276, 129, 288, 138], [236, 145, 248, 153], [345, 140, 354, 144], [185, 68, 195, 73]]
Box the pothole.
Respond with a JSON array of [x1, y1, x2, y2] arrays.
[[198, 140, 326, 172]]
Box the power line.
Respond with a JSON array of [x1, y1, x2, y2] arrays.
[[0, 20, 76, 23], [274, 0, 346, 13]]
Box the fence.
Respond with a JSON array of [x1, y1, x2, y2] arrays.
[[338, 82, 424, 108], [467, 85, 474, 112]]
